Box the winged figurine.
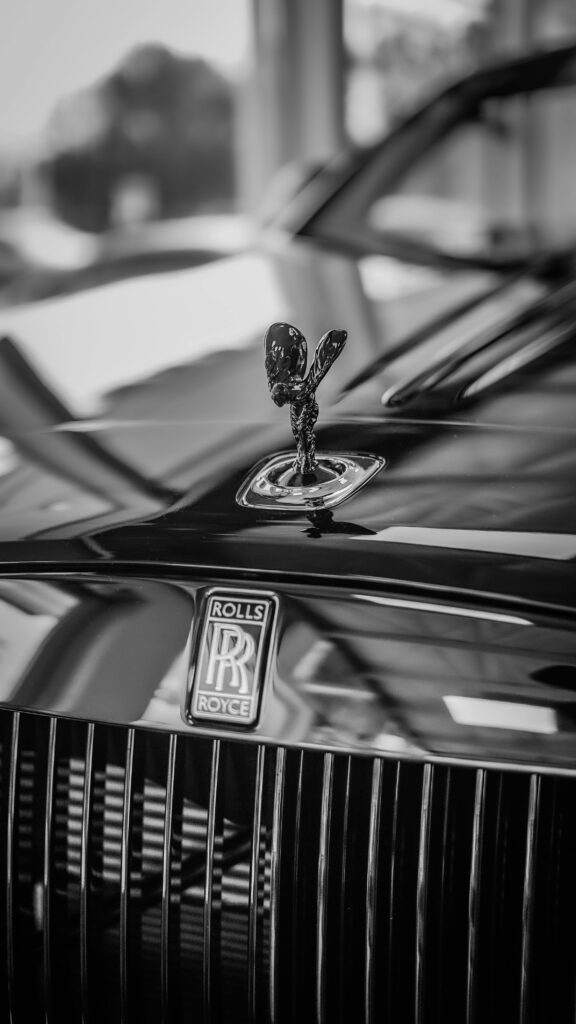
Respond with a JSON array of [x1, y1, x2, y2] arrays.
[[264, 322, 347, 476]]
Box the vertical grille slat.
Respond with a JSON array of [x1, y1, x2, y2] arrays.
[[364, 758, 382, 1024], [386, 761, 401, 1014], [0, 714, 10, 1024], [2, 708, 576, 1023], [531, 777, 576, 1021], [268, 746, 286, 1024], [275, 747, 306, 1024], [247, 745, 265, 1022], [290, 750, 304, 1022], [42, 717, 58, 1023], [160, 734, 179, 1021], [385, 761, 422, 1015], [80, 722, 95, 1024], [315, 753, 334, 1024], [415, 763, 433, 1024], [337, 758, 353, 1023], [119, 728, 135, 1024], [203, 739, 221, 1021], [436, 769, 453, 1020], [425, 767, 476, 1022], [484, 773, 530, 1019], [467, 769, 486, 1024], [5, 711, 20, 1024], [520, 774, 540, 1024]]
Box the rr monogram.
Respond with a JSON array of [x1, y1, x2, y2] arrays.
[[204, 624, 256, 695]]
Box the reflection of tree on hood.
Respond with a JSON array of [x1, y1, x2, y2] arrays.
[[43, 44, 235, 233]]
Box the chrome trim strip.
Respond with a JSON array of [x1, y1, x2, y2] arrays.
[[316, 753, 334, 1024], [161, 734, 178, 1020], [354, 593, 530, 626], [248, 745, 266, 1020], [386, 761, 402, 1018], [269, 747, 286, 1024], [416, 764, 433, 1024], [520, 774, 540, 1023], [6, 712, 20, 1024], [79, 722, 95, 1023], [365, 758, 383, 1023], [119, 728, 135, 1024], [437, 769, 452, 1016], [43, 717, 58, 1023], [290, 750, 304, 1015], [203, 740, 221, 1019], [338, 758, 353, 1014], [467, 769, 487, 1023]]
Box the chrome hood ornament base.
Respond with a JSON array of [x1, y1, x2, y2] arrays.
[[236, 449, 385, 511], [236, 322, 385, 512]]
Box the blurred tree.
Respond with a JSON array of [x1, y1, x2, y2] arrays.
[[42, 44, 236, 233]]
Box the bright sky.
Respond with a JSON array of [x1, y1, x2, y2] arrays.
[[0, 0, 251, 148]]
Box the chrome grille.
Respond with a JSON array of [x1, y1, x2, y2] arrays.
[[1, 709, 576, 1022]]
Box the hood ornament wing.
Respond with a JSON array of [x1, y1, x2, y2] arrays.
[[264, 322, 347, 477], [236, 322, 385, 512]]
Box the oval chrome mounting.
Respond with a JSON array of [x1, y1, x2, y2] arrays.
[[236, 449, 385, 511], [236, 322, 385, 511]]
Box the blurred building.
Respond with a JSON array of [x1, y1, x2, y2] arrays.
[[243, 0, 576, 205], [0, 0, 576, 246]]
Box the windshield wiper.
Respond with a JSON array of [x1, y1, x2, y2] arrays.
[[338, 272, 522, 399], [339, 253, 576, 403]]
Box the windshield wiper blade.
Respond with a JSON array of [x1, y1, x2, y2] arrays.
[[338, 272, 521, 399], [339, 251, 576, 403], [381, 278, 576, 407]]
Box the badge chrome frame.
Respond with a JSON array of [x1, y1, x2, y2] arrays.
[[184, 587, 279, 729]]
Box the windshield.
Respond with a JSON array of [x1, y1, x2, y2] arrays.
[[367, 85, 576, 263], [360, 76, 573, 268], [302, 47, 576, 271]]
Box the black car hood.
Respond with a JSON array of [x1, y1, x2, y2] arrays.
[[0, 243, 574, 614]]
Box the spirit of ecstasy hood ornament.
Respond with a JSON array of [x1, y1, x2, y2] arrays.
[[236, 322, 385, 512], [265, 322, 347, 477]]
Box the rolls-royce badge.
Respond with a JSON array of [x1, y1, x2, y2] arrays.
[[187, 590, 278, 727]]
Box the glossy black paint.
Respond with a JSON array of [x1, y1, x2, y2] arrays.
[[0, 240, 574, 616], [0, 574, 575, 774], [0, 48, 574, 619]]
